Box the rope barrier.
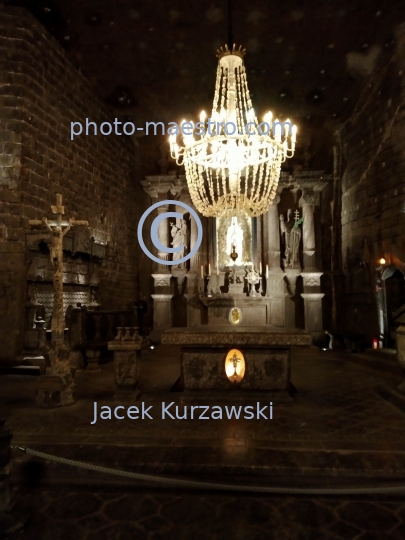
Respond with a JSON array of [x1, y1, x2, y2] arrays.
[[10, 445, 405, 495]]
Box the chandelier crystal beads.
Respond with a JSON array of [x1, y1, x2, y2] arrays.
[[169, 44, 297, 218]]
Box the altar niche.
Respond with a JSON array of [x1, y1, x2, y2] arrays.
[[217, 215, 252, 267], [142, 172, 331, 343]]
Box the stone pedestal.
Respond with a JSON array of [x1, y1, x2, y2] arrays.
[[162, 326, 311, 394], [266, 272, 286, 327], [300, 272, 324, 341], [35, 358, 76, 408], [301, 293, 324, 338], [284, 269, 300, 328], [108, 329, 142, 400], [151, 272, 173, 342]]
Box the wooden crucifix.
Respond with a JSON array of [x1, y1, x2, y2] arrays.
[[29, 194, 89, 349]]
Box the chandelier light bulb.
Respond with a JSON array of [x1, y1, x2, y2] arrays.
[[169, 44, 297, 217], [264, 111, 272, 124]]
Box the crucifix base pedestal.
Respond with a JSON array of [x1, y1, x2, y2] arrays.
[[108, 332, 142, 401], [35, 359, 76, 408], [35, 344, 77, 408]]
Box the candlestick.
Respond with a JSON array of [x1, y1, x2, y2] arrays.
[[200, 265, 203, 279]]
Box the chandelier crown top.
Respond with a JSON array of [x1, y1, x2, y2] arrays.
[[216, 43, 246, 60]]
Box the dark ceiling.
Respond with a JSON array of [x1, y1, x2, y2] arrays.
[[5, 0, 405, 174]]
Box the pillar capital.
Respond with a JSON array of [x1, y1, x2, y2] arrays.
[[299, 189, 320, 207], [141, 175, 187, 199]]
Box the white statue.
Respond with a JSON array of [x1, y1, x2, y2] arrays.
[[280, 209, 302, 269], [170, 217, 188, 267]]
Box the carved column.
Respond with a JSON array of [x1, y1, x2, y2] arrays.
[[141, 177, 177, 341], [265, 196, 286, 326], [169, 187, 204, 327], [299, 189, 318, 271], [156, 202, 170, 267], [186, 208, 203, 326], [152, 198, 173, 340], [267, 195, 281, 271], [299, 189, 324, 340]]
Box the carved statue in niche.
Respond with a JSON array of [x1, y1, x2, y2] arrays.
[[170, 217, 188, 267], [217, 215, 252, 267], [280, 209, 303, 269]]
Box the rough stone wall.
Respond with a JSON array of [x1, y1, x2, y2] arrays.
[[338, 37, 405, 341], [0, 6, 151, 362]]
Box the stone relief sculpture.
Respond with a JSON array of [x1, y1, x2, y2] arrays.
[[280, 209, 303, 269], [170, 217, 188, 267]]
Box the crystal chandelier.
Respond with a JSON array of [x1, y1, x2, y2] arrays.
[[169, 44, 297, 218]]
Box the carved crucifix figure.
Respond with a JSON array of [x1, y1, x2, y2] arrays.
[[29, 194, 89, 349], [231, 352, 240, 377]]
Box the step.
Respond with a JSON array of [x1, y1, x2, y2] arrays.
[[10, 442, 405, 490]]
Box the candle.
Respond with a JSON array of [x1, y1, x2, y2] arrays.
[[208, 263, 211, 276], [259, 262, 262, 275], [217, 265, 219, 276], [266, 265, 269, 279], [201, 265, 204, 279]]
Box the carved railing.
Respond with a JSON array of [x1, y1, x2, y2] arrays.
[[68, 307, 134, 368]]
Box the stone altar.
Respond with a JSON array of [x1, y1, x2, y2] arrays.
[[162, 326, 311, 393], [141, 171, 331, 343]]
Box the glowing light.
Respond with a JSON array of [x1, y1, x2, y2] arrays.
[[225, 349, 246, 383]]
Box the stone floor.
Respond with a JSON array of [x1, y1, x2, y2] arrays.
[[13, 485, 405, 539], [3, 345, 405, 538]]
